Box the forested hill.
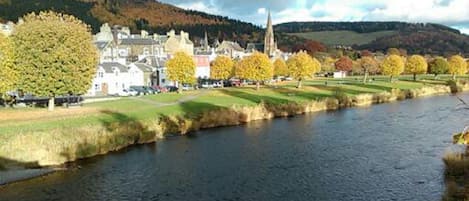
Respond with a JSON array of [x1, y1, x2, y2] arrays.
[[0, 0, 268, 47], [275, 21, 469, 56]]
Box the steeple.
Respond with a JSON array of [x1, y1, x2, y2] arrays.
[[203, 31, 209, 50], [264, 10, 276, 57]]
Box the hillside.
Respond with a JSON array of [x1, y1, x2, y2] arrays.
[[276, 22, 469, 56], [289, 30, 397, 46], [0, 0, 268, 47]]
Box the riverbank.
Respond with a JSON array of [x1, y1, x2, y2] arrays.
[[0, 76, 468, 170]]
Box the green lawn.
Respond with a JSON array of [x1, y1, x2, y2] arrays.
[[0, 75, 466, 135]]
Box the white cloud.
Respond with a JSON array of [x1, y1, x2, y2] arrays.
[[175, 1, 221, 15], [257, 8, 266, 15]]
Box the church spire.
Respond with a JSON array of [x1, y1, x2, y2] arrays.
[[203, 31, 209, 50], [264, 10, 275, 57]]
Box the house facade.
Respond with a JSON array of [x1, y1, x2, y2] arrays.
[[164, 30, 194, 56], [87, 62, 143, 96]]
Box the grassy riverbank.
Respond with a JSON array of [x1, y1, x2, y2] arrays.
[[0, 75, 468, 168]]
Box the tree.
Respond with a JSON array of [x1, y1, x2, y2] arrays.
[[273, 58, 288, 77], [0, 33, 17, 98], [448, 55, 467, 80], [359, 56, 379, 83], [360, 50, 373, 57], [321, 56, 337, 73], [287, 51, 321, 88], [210, 55, 234, 88], [293, 40, 326, 56], [405, 55, 427, 81], [381, 55, 404, 82], [235, 52, 273, 90], [429, 57, 449, 78], [12, 11, 98, 111], [334, 56, 353, 72], [166, 52, 196, 92], [387, 48, 401, 56]]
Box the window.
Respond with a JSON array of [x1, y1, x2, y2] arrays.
[[115, 82, 118, 88], [161, 79, 166, 83], [143, 47, 149, 55], [94, 84, 99, 90], [98, 72, 104, 78], [122, 83, 125, 89], [115, 71, 119, 77]]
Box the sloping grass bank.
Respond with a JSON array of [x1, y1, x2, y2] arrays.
[[0, 78, 468, 168]]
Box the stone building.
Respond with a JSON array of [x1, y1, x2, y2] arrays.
[[164, 30, 194, 56], [264, 11, 277, 57]]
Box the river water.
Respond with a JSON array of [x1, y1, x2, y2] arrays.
[[0, 93, 468, 201]]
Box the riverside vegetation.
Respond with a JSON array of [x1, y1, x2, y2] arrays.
[[1, 75, 469, 169]]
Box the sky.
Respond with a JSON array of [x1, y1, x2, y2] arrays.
[[158, 0, 469, 34]]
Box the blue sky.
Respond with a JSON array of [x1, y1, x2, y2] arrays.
[[158, 0, 469, 34]]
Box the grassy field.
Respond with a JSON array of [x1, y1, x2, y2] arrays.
[[289, 30, 397, 46], [1, 75, 464, 136]]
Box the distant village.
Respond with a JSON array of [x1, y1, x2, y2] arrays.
[[1, 12, 288, 96]]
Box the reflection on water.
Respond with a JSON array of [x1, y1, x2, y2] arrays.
[[0, 93, 468, 201]]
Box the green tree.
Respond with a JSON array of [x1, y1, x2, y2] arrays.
[[235, 52, 273, 90], [12, 11, 98, 111], [405, 55, 427, 81], [448, 55, 467, 80], [210, 55, 234, 88], [359, 56, 379, 83], [429, 57, 449, 79], [381, 55, 404, 82], [166, 52, 196, 93], [0, 33, 17, 98], [287, 51, 321, 88], [273, 58, 288, 77]]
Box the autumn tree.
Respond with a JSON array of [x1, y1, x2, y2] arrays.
[[322, 56, 337, 73], [273, 58, 288, 78], [429, 57, 449, 79], [0, 33, 17, 98], [359, 56, 379, 83], [448, 55, 467, 80], [167, 52, 196, 92], [12, 11, 98, 111], [381, 55, 404, 82], [210, 55, 234, 88], [405, 55, 427, 81], [387, 48, 401, 56], [335, 56, 353, 72], [287, 51, 321, 88], [235, 52, 273, 90], [360, 50, 373, 57], [293, 40, 326, 56]]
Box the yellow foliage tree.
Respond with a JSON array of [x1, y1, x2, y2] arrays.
[[235, 52, 273, 90], [166, 52, 196, 92], [322, 56, 337, 73], [273, 58, 288, 77], [448, 55, 467, 80], [0, 33, 17, 98], [381, 55, 404, 82], [210, 55, 234, 88], [287, 51, 321, 88], [405, 55, 427, 81], [12, 11, 98, 111]]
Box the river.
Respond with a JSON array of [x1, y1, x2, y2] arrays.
[[0, 93, 468, 201]]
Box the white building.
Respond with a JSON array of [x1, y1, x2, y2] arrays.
[[87, 62, 144, 96]]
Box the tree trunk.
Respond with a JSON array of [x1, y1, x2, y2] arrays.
[[390, 75, 393, 82], [256, 81, 260, 90], [453, 74, 456, 80], [413, 73, 417, 81], [221, 80, 224, 88], [178, 83, 182, 94], [363, 71, 368, 84], [48, 97, 55, 111], [297, 78, 303, 88]]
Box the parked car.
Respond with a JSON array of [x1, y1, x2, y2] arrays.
[[182, 84, 194, 91], [143, 86, 159, 94], [116, 89, 138, 97], [166, 86, 179, 92], [129, 86, 148, 95]]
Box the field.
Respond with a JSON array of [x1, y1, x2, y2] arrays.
[[0, 75, 461, 135], [289, 30, 397, 46]]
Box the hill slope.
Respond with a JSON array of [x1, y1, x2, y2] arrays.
[[0, 0, 267, 47], [276, 22, 469, 56]]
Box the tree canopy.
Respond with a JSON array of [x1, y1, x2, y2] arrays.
[[448, 55, 467, 79], [273, 58, 288, 77], [12, 11, 98, 110], [210, 55, 234, 80], [166, 52, 196, 90], [335, 56, 353, 72], [381, 55, 404, 81], [405, 55, 427, 81], [287, 51, 321, 88], [429, 57, 449, 77], [235, 52, 273, 90], [0, 33, 17, 96]]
